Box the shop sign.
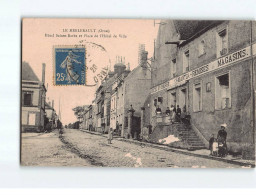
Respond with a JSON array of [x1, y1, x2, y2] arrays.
[[151, 46, 251, 94]]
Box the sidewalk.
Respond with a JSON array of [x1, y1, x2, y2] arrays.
[[79, 129, 255, 167]]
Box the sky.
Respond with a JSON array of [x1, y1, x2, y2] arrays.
[[22, 18, 159, 124]]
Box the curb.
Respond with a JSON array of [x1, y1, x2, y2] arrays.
[[79, 129, 255, 168]]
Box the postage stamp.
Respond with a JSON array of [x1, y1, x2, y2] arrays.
[[53, 45, 86, 85]]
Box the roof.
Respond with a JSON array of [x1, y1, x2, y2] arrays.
[[114, 62, 126, 67], [173, 20, 218, 40], [22, 62, 40, 81], [45, 102, 54, 110]]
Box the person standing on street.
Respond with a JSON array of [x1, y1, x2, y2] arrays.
[[57, 119, 62, 135], [108, 128, 113, 144], [176, 105, 181, 122], [217, 124, 227, 143], [217, 124, 228, 157]]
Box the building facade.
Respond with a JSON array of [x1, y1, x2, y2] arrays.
[[147, 20, 256, 154], [45, 100, 57, 129], [21, 62, 47, 132]]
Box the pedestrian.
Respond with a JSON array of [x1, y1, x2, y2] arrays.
[[170, 105, 176, 123], [170, 105, 175, 123], [57, 119, 62, 135], [108, 128, 113, 144], [217, 123, 228, 157], [217, 124, 227, 143], [176, 105, 181, 122], [209, 134, 215, 155]]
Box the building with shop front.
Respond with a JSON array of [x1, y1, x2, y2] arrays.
[[145, 20, 255, 155], [21, 62, 47, 132]]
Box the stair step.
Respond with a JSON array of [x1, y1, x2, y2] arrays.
[[150, 122, 206, 150]]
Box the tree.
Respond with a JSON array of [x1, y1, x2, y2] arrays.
[[72, 106, 85, 120]]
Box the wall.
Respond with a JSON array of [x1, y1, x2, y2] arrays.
[[151, 20, 179, 88], [124, 66, 151, 117]]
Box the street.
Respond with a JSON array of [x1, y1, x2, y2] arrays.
[[22, 129, 243, 168], [21, 130, 93, 166]]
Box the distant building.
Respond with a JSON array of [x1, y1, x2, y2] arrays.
[[45, 100, 57, 129], [21, 62, 47, 132], [110, 64, 130, 133], [121, 54, 151, 138], [110, 51, 151, 138]]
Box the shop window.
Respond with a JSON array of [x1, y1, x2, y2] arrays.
[[193, 83, 202, 112], [183, 50, 189, 72], [23, 91, 33, 106], [215, 73, 231, 110], [217, 28, 228, 57], [171, 58, 176, 77], [198, 40, 205, 56]]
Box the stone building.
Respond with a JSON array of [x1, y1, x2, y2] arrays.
[[109, 53, 151, 138], [121, 61, 151, 138], [21, 62, 47, 132], [45, 100, 57, 129], [110, 62, 130, 133], [145, 20, 256, 155]]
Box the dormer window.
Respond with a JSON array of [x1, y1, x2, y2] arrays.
[[217, 28, 228, 57], [198, 40, 205, 56]]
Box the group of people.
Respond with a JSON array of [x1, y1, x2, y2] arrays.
[[209, 124, 228, 157], [156, 104, 185, 123]]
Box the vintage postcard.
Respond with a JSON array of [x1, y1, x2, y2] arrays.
[[21, 18, 256, 168]]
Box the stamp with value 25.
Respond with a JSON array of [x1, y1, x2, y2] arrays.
[[53, 45, 86, 85]]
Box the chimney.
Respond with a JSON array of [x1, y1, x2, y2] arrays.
[[52, 100, 54, 109], [42, 63, 46, 84]]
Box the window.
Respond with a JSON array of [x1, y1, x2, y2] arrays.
[[154, 99, 157, 106], [199, 40, 205, 56], [158, 97, 163, 104], [28, 113, 36, 125], [97, 102, 101, 114], [217, 28, 228, 57], [167, 91, 176, 107], [23, 91, 33, 106], [183, 50, 189, 72], [171, 58, 176, 77], [193, 83, 202, 112], [215, 73, 231, 110]]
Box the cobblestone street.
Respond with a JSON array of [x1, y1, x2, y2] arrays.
[[21, 130, 93, 166], [56, 129, 242, 168]]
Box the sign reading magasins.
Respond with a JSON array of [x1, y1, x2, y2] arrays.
[[217, 48, 249, 67], [151, 46, 251, 94]]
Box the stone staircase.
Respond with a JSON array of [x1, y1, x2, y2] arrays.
[[148, 122, 206, 150]]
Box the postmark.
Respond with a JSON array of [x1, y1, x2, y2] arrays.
[[74, 40, 111, 86], [53, 45, 86, 85]]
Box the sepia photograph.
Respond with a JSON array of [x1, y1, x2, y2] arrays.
[[21, 18, 256, 168]]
